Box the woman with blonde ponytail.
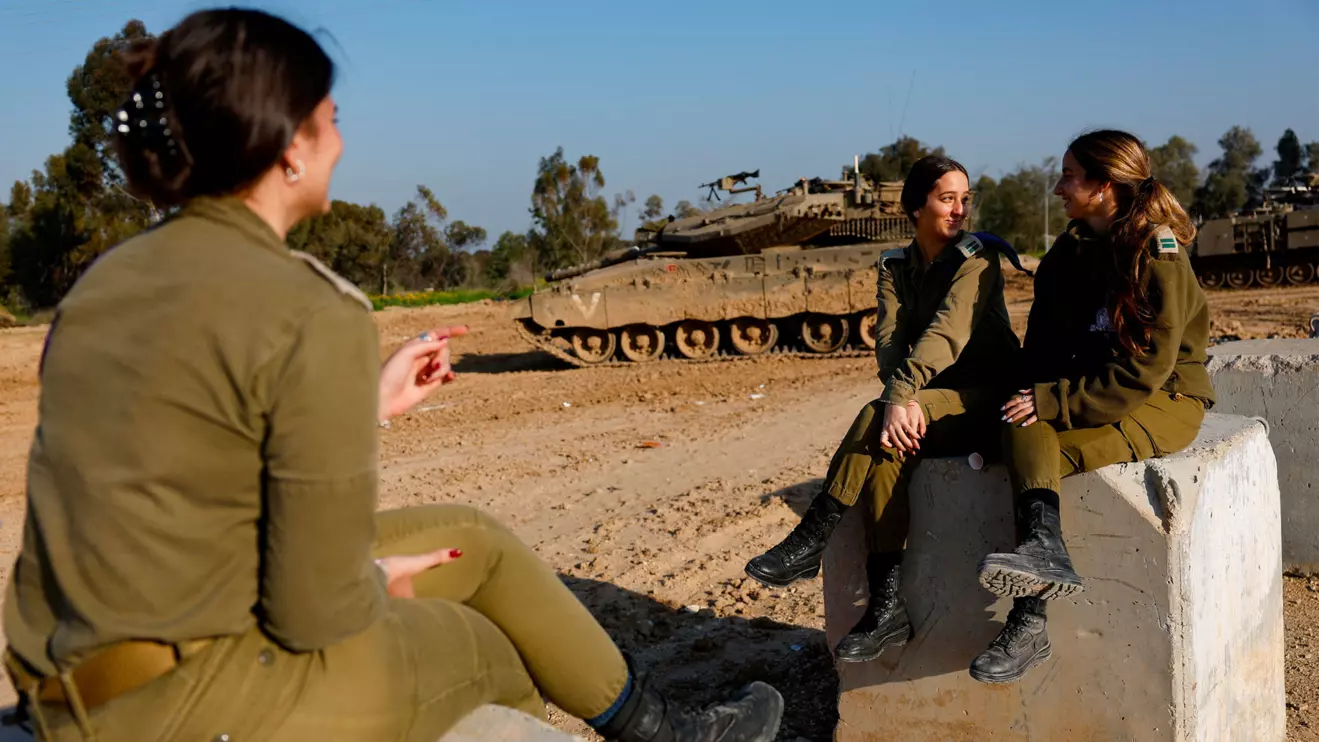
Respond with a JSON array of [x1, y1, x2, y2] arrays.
[[967, 129, 1215, 685]]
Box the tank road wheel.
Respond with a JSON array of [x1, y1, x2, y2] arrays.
[[800, 314, 849, 354], [674, 320, 720, 360], [856, 310, 878, 351], [1225, 269, 1254, 289], [728, 318, 779, 356], [1255, 267, 1284, 288], [619, 325, 665, 363], [1286, 264, 1316, 285], [570, 328, 617, 364], [1199, 269, 1226, 289]]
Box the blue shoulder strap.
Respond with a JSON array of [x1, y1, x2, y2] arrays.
[[971, 231, 1034, 276]]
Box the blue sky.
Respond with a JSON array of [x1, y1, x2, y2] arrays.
[[1, 0, 1316, 242]]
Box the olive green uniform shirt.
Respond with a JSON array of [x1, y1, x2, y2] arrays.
[[4, 197, 388, 675], [875, 232, 1022, 406], [1023, 220, 1216, 429]]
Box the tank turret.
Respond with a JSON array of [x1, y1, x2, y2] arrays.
[[508, 163, 928, 366]]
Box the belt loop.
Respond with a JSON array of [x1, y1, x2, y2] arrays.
[[57, 671, 98, 742]]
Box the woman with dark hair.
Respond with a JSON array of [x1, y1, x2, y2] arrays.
[[1, 8, 782, 742], [971, 129, 1214, 684], [744, 155, 1028, 663]]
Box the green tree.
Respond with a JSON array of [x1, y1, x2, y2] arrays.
[[286, 200, 392, 291], [1193, 126, 1264, 219], [528, 147, 621, 271], [442, 220, 488, 287], [8, 20, 157, 307], [673, 200, 700, 219], [1272, 129, 1305, 185], [1148, 135, 1200, 208], [387, 185, 452, 292], [1306, 142, 1319, 174], [640, 194, 664, 223], [858, 136, 945, 183], [487, 230, 532, 286], [0, 200, 11, 292], [972, 159, 1066, 255]]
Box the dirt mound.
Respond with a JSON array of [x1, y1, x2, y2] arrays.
[[0, 306, 14, 329]]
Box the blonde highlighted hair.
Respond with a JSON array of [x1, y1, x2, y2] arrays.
[[1066, 129, 1197, 356]]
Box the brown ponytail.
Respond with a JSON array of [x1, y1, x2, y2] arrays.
[[1066, 130, 1197, 356]]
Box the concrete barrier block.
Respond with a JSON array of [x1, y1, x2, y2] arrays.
[[822, 413, 1284, 742], [1207, 338, 1319, 574], [439, 705, 586, 742]]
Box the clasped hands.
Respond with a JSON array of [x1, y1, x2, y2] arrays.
[[880, 387, 1039, 454]]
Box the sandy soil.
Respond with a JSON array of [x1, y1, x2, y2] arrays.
[[0, 278, 1315, 740]]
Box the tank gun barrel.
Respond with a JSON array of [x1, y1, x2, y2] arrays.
[[546, 243, 671, 282]]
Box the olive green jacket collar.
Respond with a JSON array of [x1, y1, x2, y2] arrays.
[[182, 196, 289, 255], [900, 230, 972, 275]]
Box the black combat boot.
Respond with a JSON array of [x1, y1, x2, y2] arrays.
[[834, 552, 913, 663], [977, 489, 1083, 600], [744, 493, 847, 588], [969, 597, 1052, 684], [594, 672, 784, 742]]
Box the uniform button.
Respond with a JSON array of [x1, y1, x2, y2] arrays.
[[257, 649, 274, 666], [213, 735, 231, 742], [1173, 392, 1184, 400]]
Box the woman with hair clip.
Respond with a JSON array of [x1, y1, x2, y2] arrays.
[[744, 154, 1031, 663], [1, 8, 783, 742], [970, 129, 1215, 684]]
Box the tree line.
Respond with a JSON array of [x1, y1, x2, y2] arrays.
[[1, 19, 1316, 314]]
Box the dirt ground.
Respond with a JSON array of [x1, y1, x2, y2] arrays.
[[0, 277, 1315, 740]]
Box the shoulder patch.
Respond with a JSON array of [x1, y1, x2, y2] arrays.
[[289, 250, 373, 311], [1154, 226, 1179, 255], [954, 233, 984, 259]]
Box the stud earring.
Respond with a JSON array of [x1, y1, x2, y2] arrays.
[[285, 159, 306, 183]]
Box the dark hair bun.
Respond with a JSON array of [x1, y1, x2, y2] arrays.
[[114, 9, 335, 208]]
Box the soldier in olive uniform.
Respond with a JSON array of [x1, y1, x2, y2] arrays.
[[744, 155, 1030, 664], [1, 9, 784, 742], [973, 129, 1215, 683]]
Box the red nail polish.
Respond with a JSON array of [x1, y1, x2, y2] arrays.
[[450, 549, 463, 558]]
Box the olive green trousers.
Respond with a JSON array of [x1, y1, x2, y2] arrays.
[[32, 505, 628, 742], [824, 388, 1205, 553]]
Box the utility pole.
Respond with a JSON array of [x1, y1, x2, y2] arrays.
[[1044, 175, 1049, 252]]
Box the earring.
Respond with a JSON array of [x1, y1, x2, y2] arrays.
[[285, 159, 306, 183], [1098, 192, 1104, 203]]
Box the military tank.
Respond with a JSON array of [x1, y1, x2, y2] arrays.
[[1192, 173, 1319, 289], [508, 164, 924, 366]]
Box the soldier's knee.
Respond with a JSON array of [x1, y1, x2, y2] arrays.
[[1001, 418, 1054, 454], [381, 503, 507, 537], [856, 400, 884, 427]]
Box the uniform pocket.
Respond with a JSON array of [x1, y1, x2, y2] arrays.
[[1064, 425, 1140, 473], [1130, 392, 1204, 457]]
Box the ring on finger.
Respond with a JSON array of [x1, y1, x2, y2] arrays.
[[419, 331, 435, 342]]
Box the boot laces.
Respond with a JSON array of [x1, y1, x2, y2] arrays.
[[991, 610, 1037, 651], [772, 509, 829, 557]]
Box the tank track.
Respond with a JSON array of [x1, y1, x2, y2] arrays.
[[514, 319, 874, 369]]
